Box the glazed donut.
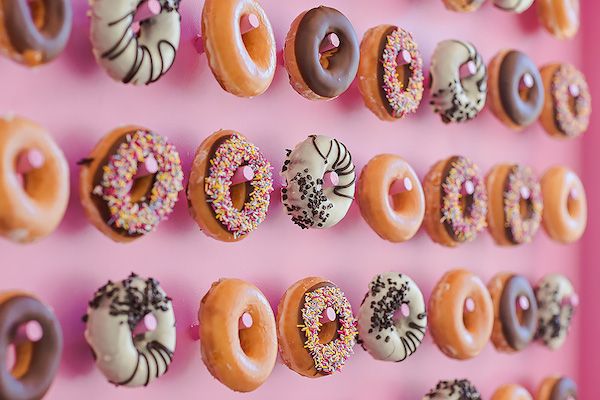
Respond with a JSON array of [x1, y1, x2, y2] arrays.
[[79, 126, 184, 243], [357, 154, 425, 242], [538, 0, 580, 40], [486, 164, 543, 246], [540, 63, 591, 139], [442, 0, 485, 12], [201, 0, 276, 97], [187, 130, 273, 242], [491, 384, 533, 400], [89, 0, 181, 85], [281, 135, 355, 229], [423, 156, 488, 247], [493, 0, 534, 13], [537, 377, 578, 400], [488, 273, 538, 352], [276, 277, 357, 377], [535, 274, 577, 350], [199, 279, 277, 392], [283, 6, 359, 100], [423, 379, 482, 399], [357, 25, 424, 121], [540, 166, 587, 243], [429, 269, 493, 359], [0, 292, 62, 400], [84, 273, 176, 387], [488, 50, 544, 130], [357, 272, 427, 362], [0, 0, 71, 65], [0, 116, 69, 243], [429, 40, 487, 123]]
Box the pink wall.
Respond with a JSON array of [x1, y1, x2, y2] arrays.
[[0, 0, 588, 399]]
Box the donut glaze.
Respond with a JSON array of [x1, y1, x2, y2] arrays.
[[423, 379, 483, 399], [535, 274, 577, 350], [493, 0, 534, 13], [491, 384, 533, 400], [538, 0, 580, 40], [537, 376, 578, 400]]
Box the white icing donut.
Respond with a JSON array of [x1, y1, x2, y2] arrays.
[[429, 40, 487, 123], [281, 135, 356, 229], [493, 0, 534, 13], [84, 273, 176, 387], [535, 274, 577, 350], [358, 273, 426, 362], [423, 379, 482, 400], [89, 0, 181, 85]]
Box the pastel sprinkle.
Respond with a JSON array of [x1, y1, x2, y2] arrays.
[[552, 64, 591, 138]]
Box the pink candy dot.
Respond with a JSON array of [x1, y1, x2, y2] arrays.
[[518, 295, 530, 311], [569, 84, 580, 97], [520, 186, 531, 200], [464, 180, 475, 195], [464, 298, 475, 313], [239, 312, 253, 329], [521, 73, 534, 89], [397, 49, 412, 65], [320, 307, 336, 323]]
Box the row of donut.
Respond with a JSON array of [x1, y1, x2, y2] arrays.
[[0, 270, 576, 397], [2, 116, 587, 245]]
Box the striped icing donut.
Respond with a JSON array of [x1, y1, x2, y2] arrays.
[[281, 135, 356, 229], [493, 0, 534, 13], [535, 274, 577, 350], [89, 0, 181, 85], [423, 379, 483, 400], [357, 272, 427, 362], [84, 273, 176, 387]]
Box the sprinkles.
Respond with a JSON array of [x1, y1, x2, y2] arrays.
[[204, 133, 273, 239], [94, 130, 183, 235], [299, 285, 357, 374], [551, 64, 591, 138], [503, 165, 543, 244]]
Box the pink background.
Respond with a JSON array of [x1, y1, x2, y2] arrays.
[[0, 0, 595, 398]]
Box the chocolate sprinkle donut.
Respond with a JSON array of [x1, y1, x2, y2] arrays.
[[423, 379, 482, 400]]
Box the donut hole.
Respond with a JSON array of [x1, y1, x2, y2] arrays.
[[128, 174, 156, 203], [26, 0, 46, 30], [132, 313, 157, 339], [519, 197, 534, 220], [392, 303, 411, 323], [230, 164, 252, 210], [515, 295, 530, 325], [388, 177, 415, 213], [462, 297, 476, 331], [238, 311, 260, 358], [396, 63, 411, 92], [518, 73, 534, 102], [318, 33, 340, 69], [318, 319, 339, 344], [568, 92, 579, 115], [567, 189, 581, 219], [239, 14, 271, 70], [6, 320, 42, 378], [16, 151, 56, 202], [459, 188, 475, 219]]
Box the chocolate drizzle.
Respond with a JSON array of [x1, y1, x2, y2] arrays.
[[424, 379, 482, 400]]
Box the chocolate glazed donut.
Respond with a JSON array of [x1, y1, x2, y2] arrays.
[[499, 275, 538, 351], [0, 294, 62, 400]]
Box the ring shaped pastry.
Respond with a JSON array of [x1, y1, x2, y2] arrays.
[[486, 164, 543, 246], [84, 273, 176, 387], [429, 269, 493, 359], [540, 63, 591, 139], [423, 379, 483, 399], [201, 0, 276, 97], [0, 0, 72, 65], [537, 377, 578, 400], [492, 384, 533, 400], [493, 0, 534, 13], [187, 130, 273, 242], [281, 135, 356, 229], [429, 40, 487, 123], [357, 25, 424, 121], [357, 154, 425, 243], [535, 274, 577, 350], [488, 273, 538, 352], [488, 50, 544, 130], [541, 166, 587, 243], [0, 116, 69, 243], [538, 0, 580, 40], [284, 6, 359, 100], [0, 292, 62, 400], [442, 0, 486, 12], [423, 155, 488, 247], [276, 277, 357, 377], [90, 0, 181, 85], [79, 126, 184, 243], [199, 279, 277, 392], [357, 272, 427, 362]]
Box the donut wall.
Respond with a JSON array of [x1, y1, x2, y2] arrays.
[[0, 0, 597, 398]]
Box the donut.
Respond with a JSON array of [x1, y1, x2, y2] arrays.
[[357, 25, 424, 121], [493, 0, 534, 13], [83, 273, 176, 387], [487, 273, 538, 352], [357, 272, 427, 362], [491, 384, 533, 400], [423, 156, 488, 247], [488, 50, 544, 130], [538, 0, 580, 40], [0, 116, 69, 243], [536, 377, 578, 400], [276, 277, 357, 377], [201, 0, 276, 98], [429, 40, 487, 123], [535, 274, 577, 350], [187, 130, 273, 242], [423, 379, 483, 400], [0, 0, 71, 65], [89, 0, 181, 85], [429, 269, 493, 359], [486, 164, 543, 246], [79, 126, 184, 243], [540, 166, 587, 243], [539, 63, 591, 139], [442, 0, 485, 12], [283, 6, 359, 100], [281, 135, 355, 229], [0, 292, 62, 400], [357, 154, 425, 242]]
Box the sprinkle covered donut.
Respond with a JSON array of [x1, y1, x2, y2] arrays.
[[281, 135, 355, 229], [429, 40, 487, 123], [84, 273, 176, 387], [357, 272, 427, 362], [535, 274, 577, 350], [423, 379, 483, 400], [537, 376, 578, 400], [493, 0, 534, 13]]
